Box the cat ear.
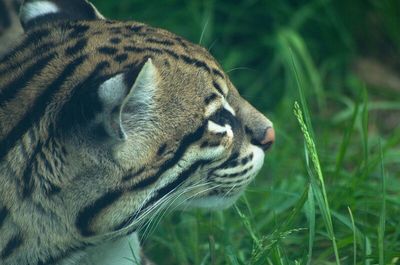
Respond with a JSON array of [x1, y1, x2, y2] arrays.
[[20, 0, 105, 30], [97, 59, 158, 141]]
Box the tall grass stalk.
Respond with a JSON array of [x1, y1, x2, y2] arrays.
[[292, 51, 341, 265]]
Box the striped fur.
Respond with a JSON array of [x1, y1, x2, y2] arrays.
[[0, 1, 275, 265], [0, 0, 23, 58]]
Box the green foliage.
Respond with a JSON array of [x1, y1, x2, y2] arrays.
[[91, 0, 400, 264]]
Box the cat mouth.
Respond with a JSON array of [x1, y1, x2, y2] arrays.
[[210, 145, 265, 184], [182, 144, 266, 209]]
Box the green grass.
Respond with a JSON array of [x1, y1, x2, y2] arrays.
[[91, 0, 400, 264]]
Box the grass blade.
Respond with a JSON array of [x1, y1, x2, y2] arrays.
[[335, 94, 360, 174], [378, 140, 386, 265], [225, 246, 241, 265], [361, 87, 369, 177], [281, 185, 310, 230], [347, 207, 357, 265], [234, 204, 260, 248], [290, 49, 316, 142], [306, 185, 315, 265], [291, 45, 341, 264], [293, 101, 341, 265], [209, 235, 216, 265], [365, 236, 372, 265]]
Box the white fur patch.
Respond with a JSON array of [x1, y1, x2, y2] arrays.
[[97, 74, 128, 140], [214, 165, 249, 176], [204, 99, 222, 117], [124, 59, 158, 108], [20, 1, 59, 24], [131, 59, 157, 101], [216, 81, 229, 95], [98, 74, 127, 106], [223, 100, 236, 116], [251, 145, 265, 173], [207, 120, 229, 133]]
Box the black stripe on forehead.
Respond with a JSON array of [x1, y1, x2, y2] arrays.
[[212, 81, 226, 96], [145, 37, 175, 46], [180, 54, 211, 73], [65, 38, 88, 55], [127, 24, 144, 32], [174, 36, 188, 48], [98, 46, 118, 55], [162, 48, 179, 59], [204, 93, 219, 105], [114, 53, 128, 63], [124, 45, 163, 55], [123, 45, 223, 79], [212, 68, 224, 79], [109, 37, 121, 44], [68, 24, 90, 38]]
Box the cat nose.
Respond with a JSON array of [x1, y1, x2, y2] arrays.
[[234, 97, 275, 151], [260, 126, 275, 150], [251, 126, 275, 151]]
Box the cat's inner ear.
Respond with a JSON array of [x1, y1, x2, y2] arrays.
[[97, 59, 158, 141], [20, 0, 105, 30]]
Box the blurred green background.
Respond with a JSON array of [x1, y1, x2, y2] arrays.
[[91, 0, 400, 264]]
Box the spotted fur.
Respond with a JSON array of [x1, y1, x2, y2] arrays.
[[0, 1, 275, 264]]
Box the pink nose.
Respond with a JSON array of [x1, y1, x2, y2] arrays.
[[260, 127, 275, 151]]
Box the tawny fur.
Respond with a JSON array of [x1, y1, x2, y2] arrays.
[[0, 1, 274, 265]]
